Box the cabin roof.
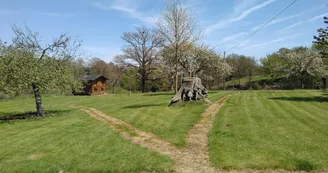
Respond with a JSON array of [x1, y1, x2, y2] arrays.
[[79, 75, 108, 81]]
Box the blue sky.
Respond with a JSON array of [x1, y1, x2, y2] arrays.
[[0, 0, 327, 62]]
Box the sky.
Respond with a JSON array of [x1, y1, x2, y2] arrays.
[[0, 0, 327, 62]]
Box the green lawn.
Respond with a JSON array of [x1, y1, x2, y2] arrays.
[[0, 106, 173, 173], [0, 91, 229, 172], [209, 90, 328, 171]]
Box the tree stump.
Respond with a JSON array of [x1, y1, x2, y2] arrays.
[[169, 77, 209, 106]]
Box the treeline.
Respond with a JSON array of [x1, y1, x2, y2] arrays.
[[83, 9, 328, 92]]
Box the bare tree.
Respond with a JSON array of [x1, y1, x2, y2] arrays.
[[89, 58, 110, 77], [108, 62, 122, 94], [120, 26, 164, 92], [157, 0, 201, 93]]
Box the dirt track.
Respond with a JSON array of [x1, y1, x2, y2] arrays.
[[73, 95, 326, 173]]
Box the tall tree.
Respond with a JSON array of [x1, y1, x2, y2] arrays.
[[157, 0, 201, 93], [260, 53, 287, 79], [245, 57, 257, 82], [282, 47, 325, 89], [0, 25, 82, 115], [313, 16, 328, 58], [89, 57, 110, 77], [108, 62, 122, 94], [120, 26, 164, 93], [313, 16, 328, 90]]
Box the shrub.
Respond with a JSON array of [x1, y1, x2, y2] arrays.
[[246, 81, 261, 90]]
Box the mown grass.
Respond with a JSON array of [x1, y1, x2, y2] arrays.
[[0, 90, 229, 172], [41, 91, 228, 147], [209, 90, 328, 171], [0, 106, 173, 173]]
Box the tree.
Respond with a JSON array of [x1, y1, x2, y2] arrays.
[[313, 16, 328, 90], [0, 25, 82, 116], [225, 54, 247, 86], [282, 47, 325, 89], [213, 59, 233, 89], [313, 16, 328, 58], [120, 26, 164, 93], [89, 57, 110, 77], [108, 62, 122, 94], [157, 0, 201, 93], [245, 57, 257, 83], [121, 67, 138, 94], [260, 53, 287, 79]]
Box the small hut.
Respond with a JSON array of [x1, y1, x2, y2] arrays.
[[78, 75, 108, 95]]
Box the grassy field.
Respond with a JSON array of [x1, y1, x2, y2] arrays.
[[0, 91, 228, 172], [2, 90, 328, 172], [209, 90, 328, 171], [0, 106, 173, 173], [0, 91, 228, 147]]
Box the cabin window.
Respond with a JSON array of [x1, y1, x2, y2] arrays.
[[101, 87, 104, 91], [94, 87, 98, 91]]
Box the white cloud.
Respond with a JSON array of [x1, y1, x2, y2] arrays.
[[93, 0, 158, 25], [206, 0, 276, 34], [282, 12, 328, 30], [231, 0, 276, 22], [214, 32, 248, 45], [242, 34, 296, 49], [233, 0, 259, 13], [251, 12, 304, 31]]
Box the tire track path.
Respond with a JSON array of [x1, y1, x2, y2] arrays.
[[71, 95, 231, 173], [72, 95, 325, 173]]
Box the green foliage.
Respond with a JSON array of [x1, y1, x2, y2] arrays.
[[0, 50, 82, 97], [120, 67, 139, 91], [246, 81, 261, 90], [260, 53, 287, 79], [313, 16, 328, 59]]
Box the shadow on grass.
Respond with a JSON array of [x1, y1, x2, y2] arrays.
[[123, 103, 167, 109], [0, 110, 71, 122], [294, 159, 317, 171], [269, 96, 328, 102], [143, 93, 174, 96]]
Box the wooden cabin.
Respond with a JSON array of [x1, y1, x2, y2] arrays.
[[78, 75, 108, 95]]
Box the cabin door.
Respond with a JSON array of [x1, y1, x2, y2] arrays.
[[92, 81, 105, 95]]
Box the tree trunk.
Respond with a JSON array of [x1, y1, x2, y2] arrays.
[[175, 60, 178, 94], [223, 77, 226, 90], [300, 79, 304, 89], [239, 76, 241, 86], [32, 83, 45, 116], [217, 77, 220, 90], [141, 77, 146, 93], [112, 84, 115, 94], [129, 80, 131, 95], [323, 77, 327, 91]]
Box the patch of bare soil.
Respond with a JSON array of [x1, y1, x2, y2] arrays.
[[73, 96, 327, 173]]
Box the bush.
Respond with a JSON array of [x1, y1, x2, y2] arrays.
[[246, 81, 261, 90]]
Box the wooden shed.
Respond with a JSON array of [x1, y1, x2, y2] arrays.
[[78, 75, 108, 95]]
